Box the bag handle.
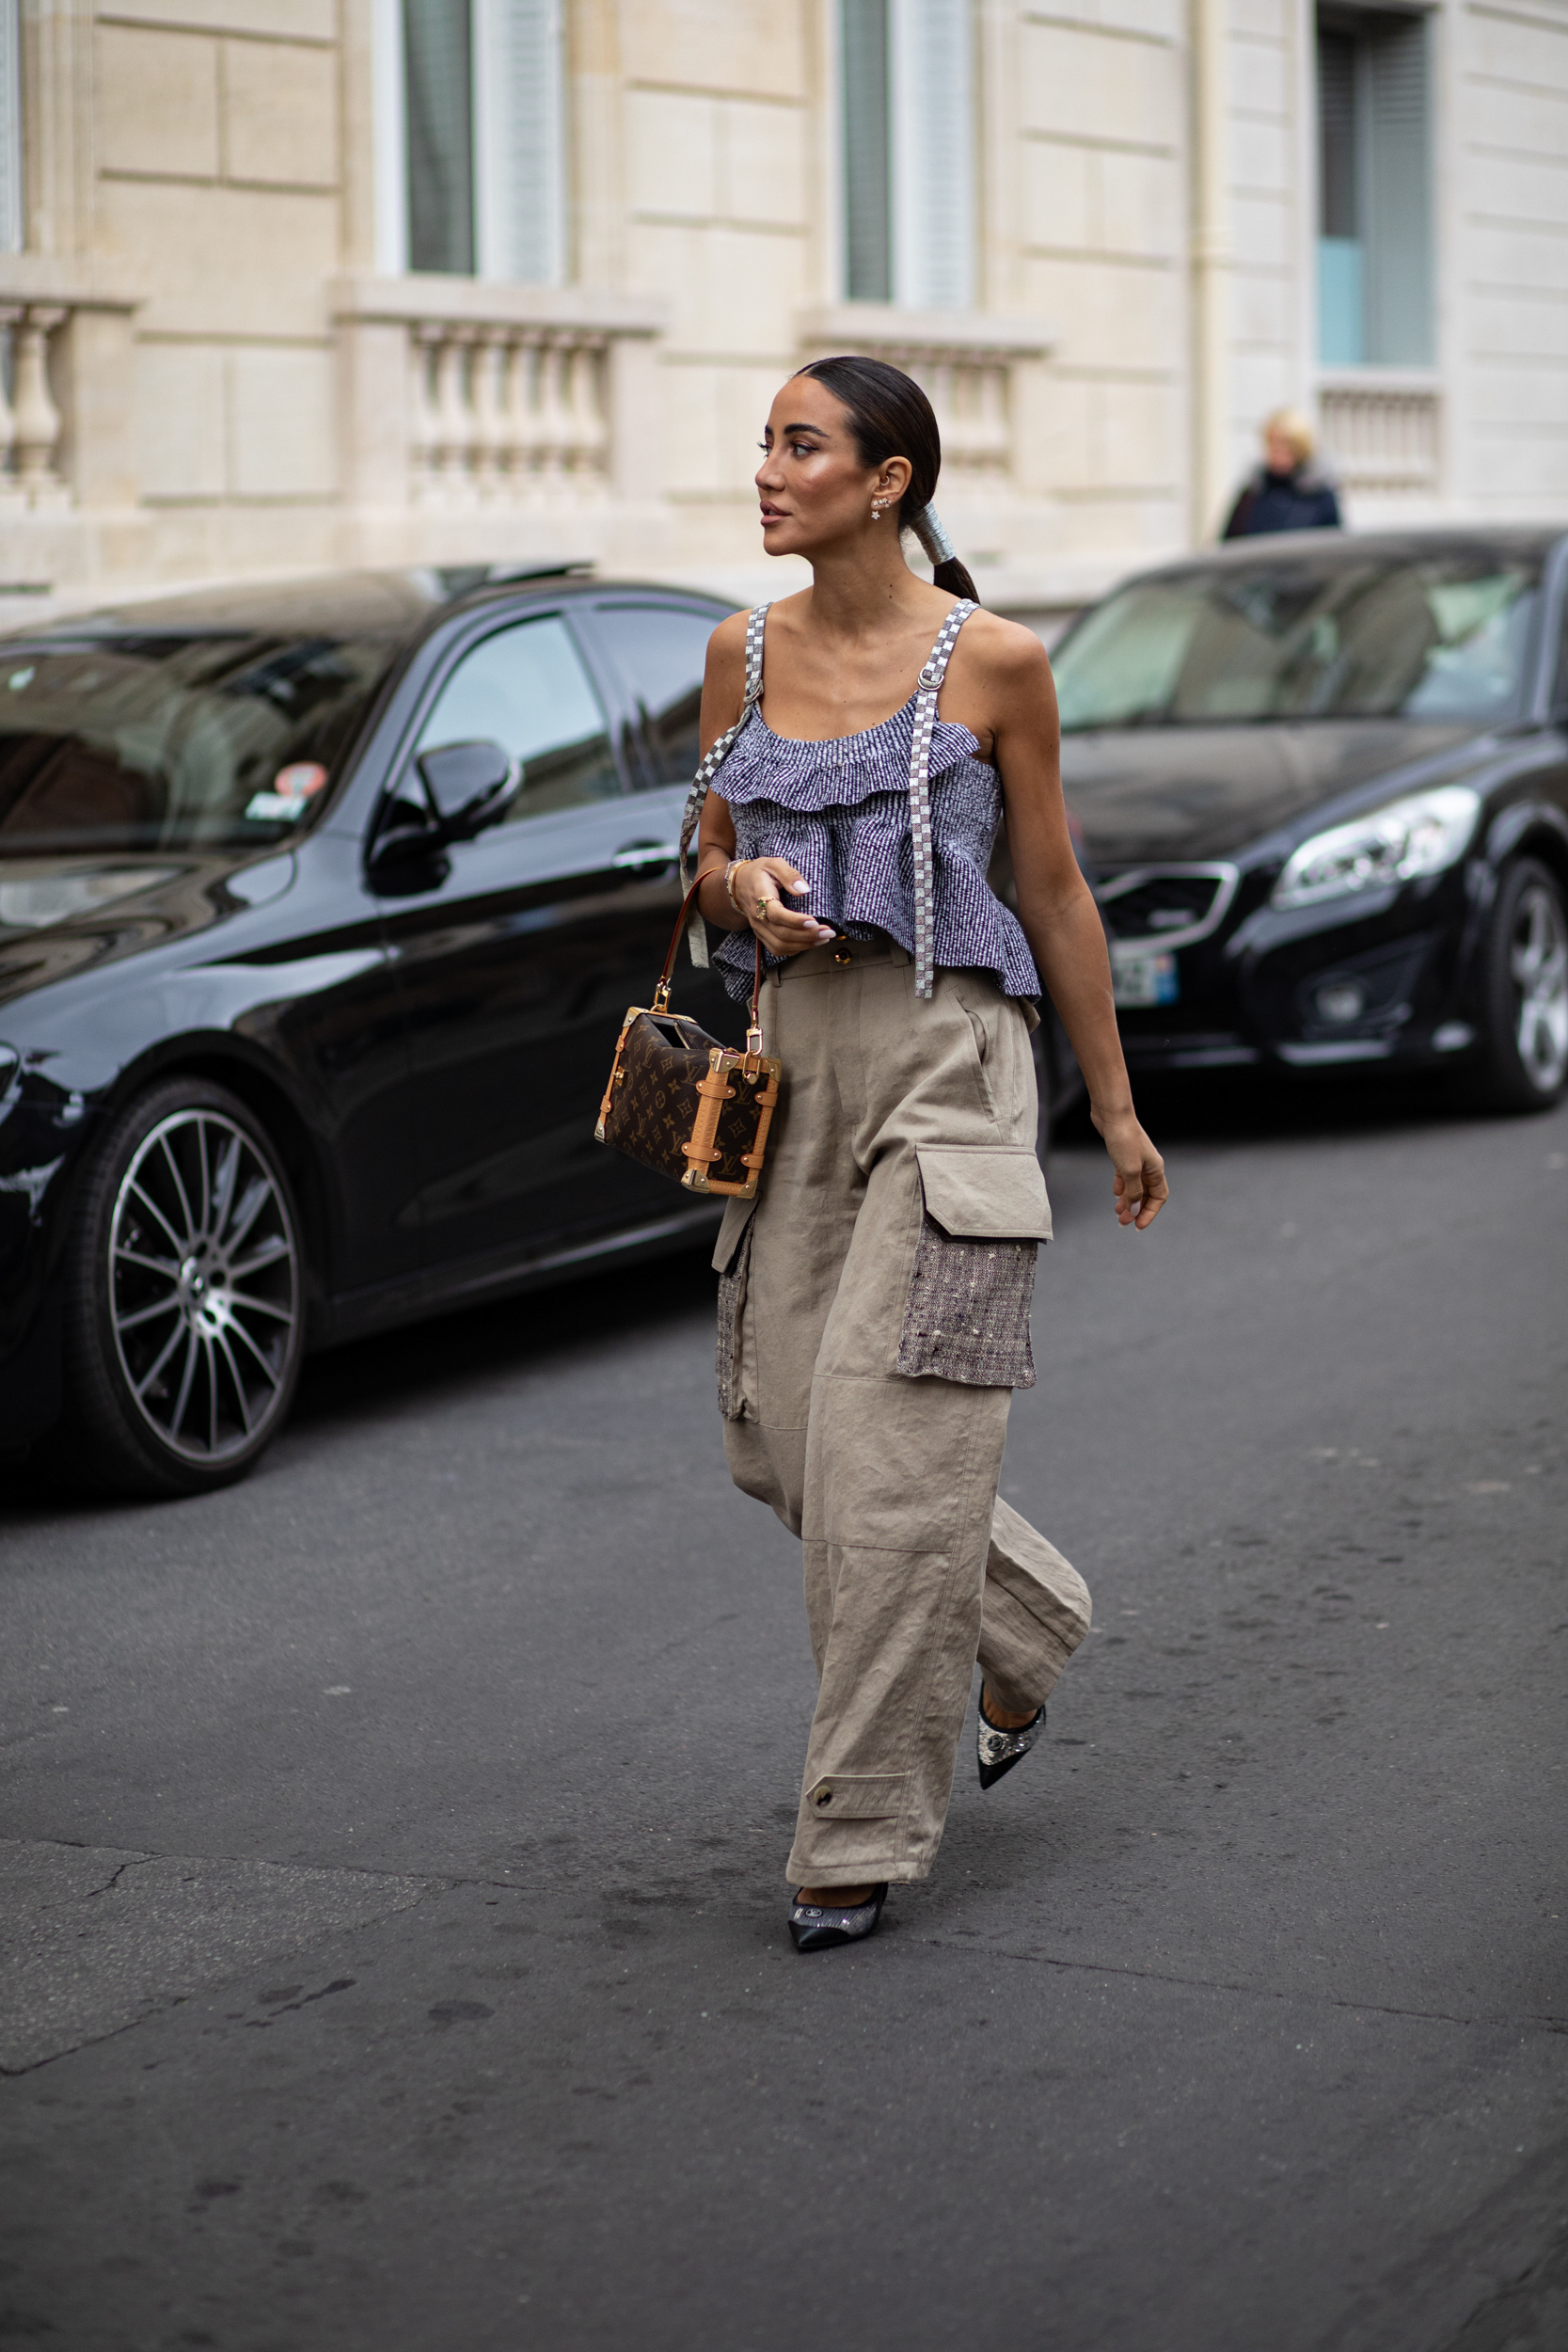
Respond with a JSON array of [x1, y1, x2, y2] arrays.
[[655, 876, 765, 1059]]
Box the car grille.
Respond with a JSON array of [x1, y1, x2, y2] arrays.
[[1097, 863, 1240, 952]]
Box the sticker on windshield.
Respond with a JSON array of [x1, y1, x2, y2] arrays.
[[1112, 947, 1180, 1009], [245, 762, 329, 822]]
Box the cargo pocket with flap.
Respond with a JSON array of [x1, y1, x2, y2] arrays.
[[804, 1772, 907, 1821], [896, 1145, 1052, 1390]]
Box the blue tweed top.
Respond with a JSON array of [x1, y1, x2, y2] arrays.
[[711, 695, 1040, 1005]]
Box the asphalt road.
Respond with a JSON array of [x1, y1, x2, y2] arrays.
[[2, 1075, 1565, 2352]]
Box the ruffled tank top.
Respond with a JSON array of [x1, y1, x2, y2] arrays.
[[706, 603, 1040, 1007]]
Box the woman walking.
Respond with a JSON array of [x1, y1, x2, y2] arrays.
[[688, 357, 1167, 1953]]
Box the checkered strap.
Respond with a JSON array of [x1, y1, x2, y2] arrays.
[[908, 600, 976, 1000], [678, 603, 769, 969]]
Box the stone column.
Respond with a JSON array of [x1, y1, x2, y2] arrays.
[[55, 301, 139, 510], [335, 315, 412, 512], [1191, 0, 1236, 542]]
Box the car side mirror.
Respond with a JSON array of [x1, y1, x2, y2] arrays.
[[416, 739, 521, 843]]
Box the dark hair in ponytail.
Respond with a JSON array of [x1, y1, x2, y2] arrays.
[[796, 353, 981, 604]]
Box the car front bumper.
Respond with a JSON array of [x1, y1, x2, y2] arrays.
[[0, 1063, 101, 1446], [1106, 861, 1482, 1076]]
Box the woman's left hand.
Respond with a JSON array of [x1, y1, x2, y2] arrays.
[[1092, 1108, 1168, 1230]]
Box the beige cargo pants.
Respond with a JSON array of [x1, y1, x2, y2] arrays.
[[711, 939, 1092, 1890]]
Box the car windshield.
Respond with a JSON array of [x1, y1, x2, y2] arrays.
[[0, 631, 397, 853], [1052, 550, 1543, 731]]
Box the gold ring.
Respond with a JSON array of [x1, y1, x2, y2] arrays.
[[754, 895, 771, 918]]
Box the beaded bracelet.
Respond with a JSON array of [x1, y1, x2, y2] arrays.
[[723, 858, 744, 912]]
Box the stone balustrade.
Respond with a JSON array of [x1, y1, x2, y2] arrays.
[[407, 324, 610, 507], [0, 306, 71, 508], [333, 278, 665, 520], [795, 305, 1054, 494], [0, 269, 141, 527], [1317, 372, 1442, 498]]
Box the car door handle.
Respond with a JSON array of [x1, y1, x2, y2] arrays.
[[613, 842, 681, 870]]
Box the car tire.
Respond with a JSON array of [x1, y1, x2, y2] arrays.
[[1470, 856, 1568, 1114], [42, 1077, 307, 1498]]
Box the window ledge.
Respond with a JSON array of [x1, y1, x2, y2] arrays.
[[0, 260, 145, 312], [796, 303, 1054, 360], [331, 274, 666, 339], [1316, 365, 1439, 394]]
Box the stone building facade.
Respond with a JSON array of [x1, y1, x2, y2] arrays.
[[0, 0, 1564, 621]]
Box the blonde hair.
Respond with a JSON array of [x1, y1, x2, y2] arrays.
[[1263, 407, 1316, 465]]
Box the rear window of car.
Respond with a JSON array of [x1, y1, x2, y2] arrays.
[[1053, 551, 1544, 731], [591, 600, 727, 785], [0, 632, 396, 853]]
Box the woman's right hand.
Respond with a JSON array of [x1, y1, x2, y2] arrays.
[[730, 857, 836, 959]]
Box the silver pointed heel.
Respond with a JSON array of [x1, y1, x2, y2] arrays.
[[787, 1883, 889, 1953], [977, 1686, 1045, 1790]]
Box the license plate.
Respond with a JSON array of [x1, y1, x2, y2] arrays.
[[1112, 947, 1180, 1008]]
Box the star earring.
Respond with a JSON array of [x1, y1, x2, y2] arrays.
[[870, 498, 888, 522]]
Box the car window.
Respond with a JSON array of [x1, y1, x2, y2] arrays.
[[1053, 554, 1544, 730], [592, 602, 723, 786], [416, 614, 621, 819], [0, 634, 395, 852]]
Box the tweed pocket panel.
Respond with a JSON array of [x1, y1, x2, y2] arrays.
[[897, 1222, 1038, 1389], [716, 1213, 754, 1417]]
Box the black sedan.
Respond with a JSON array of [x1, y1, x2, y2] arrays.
[[1053, 528, 1568, 1103], [0, 565, 1080, 1498]]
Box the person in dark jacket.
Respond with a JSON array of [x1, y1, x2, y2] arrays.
[[1222, 408, 1341, 539]]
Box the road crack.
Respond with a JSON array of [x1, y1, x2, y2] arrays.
[[928, 1938, 1568, 2036]]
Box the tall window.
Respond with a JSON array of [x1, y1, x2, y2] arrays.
[[1317, 8, 1433, 366], [0, 0, 22, 255], [376, 0, 564, 282], [841, 0, 975, 310]]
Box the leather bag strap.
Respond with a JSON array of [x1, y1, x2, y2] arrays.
[[655, 876, 764, 1051]]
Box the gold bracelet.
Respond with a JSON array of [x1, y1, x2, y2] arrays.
[[723, 859, 744, 911]]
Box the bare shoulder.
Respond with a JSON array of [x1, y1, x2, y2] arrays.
[[956, 607, 1053, 692], [705, 607, 752, 678]]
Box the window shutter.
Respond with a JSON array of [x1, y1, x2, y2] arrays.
[[404, 0, 475, 275], [1317, 28, 1357, 240], [891, 0, 974, 310], [1316, 24, 1362, 364], [474, 0, 565, 284], [842, 0, 892, 302], [0, 0, 21, 256], [1364, 12, 1433, 366]]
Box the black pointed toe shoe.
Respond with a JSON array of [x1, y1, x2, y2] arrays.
[[976, 1686, 1046, 1790], [787, 1883, 889, 1953]]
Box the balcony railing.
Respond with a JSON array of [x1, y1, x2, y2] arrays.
[[0, 307, 71, 507], [408, 326, 609, 507], [333, 278, 665, 516], [1317, 371, 1441, 498], [0, 269, 142, 518], [795, 305, 1054, 492]]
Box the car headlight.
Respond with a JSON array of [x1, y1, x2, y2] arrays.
[[1271, 787, 1481, 912]]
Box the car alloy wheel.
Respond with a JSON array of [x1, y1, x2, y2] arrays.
[[109, 1108, 300, 1466], [45, 1077, 308, 1497], [1508, 876, 1568, 1098], [1472, 857, 1568, 1113]]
